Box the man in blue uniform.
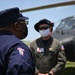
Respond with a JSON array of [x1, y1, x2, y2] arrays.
[[30, 19, 66, 75], [0, 7, 35, 75]]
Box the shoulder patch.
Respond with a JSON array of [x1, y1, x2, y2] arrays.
[[49, 48, 54, 51], [60, 41, 65, 50], [61, 45, 65, 50], [17, 47, 24, 56]]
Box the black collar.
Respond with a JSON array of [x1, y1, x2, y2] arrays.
[[41, 36, 53, 44], [0, 30, 13, 35]]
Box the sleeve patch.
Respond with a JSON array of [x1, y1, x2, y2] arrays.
[[61, 45, 65, 50], [17, 47, 24, 56]]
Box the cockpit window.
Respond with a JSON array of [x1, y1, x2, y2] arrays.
[[56, 17, 75, 32], [56, 19, 68, 32], [63, 19, 75, 30], [67, 19, 75, 26]]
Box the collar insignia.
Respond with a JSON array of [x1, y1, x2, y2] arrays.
[[49, 48, 54, 51]]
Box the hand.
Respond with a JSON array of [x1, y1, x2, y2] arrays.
[[36, 73, 48, 75], [49, 71, 55, 75]]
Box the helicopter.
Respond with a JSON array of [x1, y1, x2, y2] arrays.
[[52, 16, 75, 61], [20, 1, 75, 61]]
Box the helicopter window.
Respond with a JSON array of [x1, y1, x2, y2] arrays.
[[63, 19, 75, 30], [56, 18, 75, 33], [56, 20, 68, 32], [67, 19, 75, 26], [73, 26, 75, 31]]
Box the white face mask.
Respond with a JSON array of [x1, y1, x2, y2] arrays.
[[39, 28, 50, 37]]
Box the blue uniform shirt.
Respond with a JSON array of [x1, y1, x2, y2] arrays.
[[0, 31, 35, 75]]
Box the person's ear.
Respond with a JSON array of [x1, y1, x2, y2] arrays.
[[50, 27, 53, 32], [14, 22, 20, 31], [49, 27, 51, 32]]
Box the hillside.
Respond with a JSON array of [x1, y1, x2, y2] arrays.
[[21, 40, 31, 46]]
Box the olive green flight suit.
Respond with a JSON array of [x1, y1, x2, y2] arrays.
[[30, 36, 66, 75]]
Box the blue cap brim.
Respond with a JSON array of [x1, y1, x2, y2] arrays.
[[18, 13, 29, 20]]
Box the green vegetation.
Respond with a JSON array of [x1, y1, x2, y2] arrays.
[[62, 61, 75, 75], [21, 40, 31, 46], [65, 61, 75, 68]]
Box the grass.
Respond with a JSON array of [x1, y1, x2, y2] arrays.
[[65, 61, 75, 68], [62, 61, 75, 75], [21, 40, 30, 46]]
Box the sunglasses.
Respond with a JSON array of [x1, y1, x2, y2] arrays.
[[15, 20, 29, 25], [19, 20, 29, 25], [39, 26, 49, 30]]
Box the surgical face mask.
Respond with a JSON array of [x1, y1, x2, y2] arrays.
[[39, 28, 50, 37]]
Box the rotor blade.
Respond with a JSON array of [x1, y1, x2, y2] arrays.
[[20, 1, 75, 12]]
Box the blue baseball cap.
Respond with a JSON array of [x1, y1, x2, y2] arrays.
[[0, 7, 29, 27]]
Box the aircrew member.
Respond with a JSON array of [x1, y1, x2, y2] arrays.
[[30, 19, 66, 75]]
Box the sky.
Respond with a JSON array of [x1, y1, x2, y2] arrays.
[[0, 0, 75, 41]]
